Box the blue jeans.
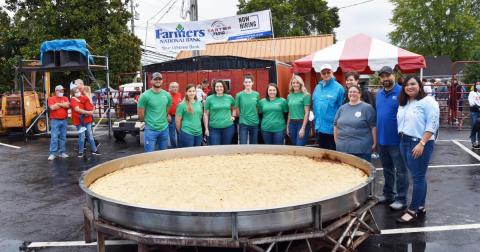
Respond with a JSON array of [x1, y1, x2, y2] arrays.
[[399, 136, 435, 211], [261, 130, 284, 145], [378, 144, 409, 204], [168, 116, 178, 148], [49, 119, 67, 155], [470, 111, 479, 143], [144, 125, 169, 152], [208, 125, 235, 145], [351, 153, 372, 162], [179, 130, 203, 147], [77, 123, 97, 154], [239, 124, 258, 144], [288, 120, 310, 146]]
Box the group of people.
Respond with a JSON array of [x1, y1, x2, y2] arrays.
[[138, 67, 440, 223], [48, 79, 100, 160], [137, 72, 314, 150]]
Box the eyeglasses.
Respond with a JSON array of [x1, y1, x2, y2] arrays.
[[153, 78, 163, 81], [406, 82, 418, 86], [321, 71, 332, 75]]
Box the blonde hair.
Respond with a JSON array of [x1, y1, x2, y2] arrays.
[[83, 86, 93, 103], [289, 75, 308, 95], [184, 84, 197, 113]]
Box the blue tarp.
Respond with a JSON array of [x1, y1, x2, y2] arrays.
[[40, 39, 92, 63]]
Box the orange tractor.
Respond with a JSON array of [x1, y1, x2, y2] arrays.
[[0, 91, 47, 134]]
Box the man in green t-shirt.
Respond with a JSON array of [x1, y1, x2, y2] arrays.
[[235, 75, 260, 144], [137, 72, 172, 152]]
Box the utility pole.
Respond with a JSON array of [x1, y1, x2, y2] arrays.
[[190, 0, 199, 57], [130, 0, 135, 34]]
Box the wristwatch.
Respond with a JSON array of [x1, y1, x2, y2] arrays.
[[420, 140, 426, 146]]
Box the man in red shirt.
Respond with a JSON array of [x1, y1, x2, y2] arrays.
[[71, 84, 100, 157], [168, 82, 183, 148], [48, 85, 70, 160]]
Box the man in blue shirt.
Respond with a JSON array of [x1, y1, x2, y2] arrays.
[[312, 64, 345, 150], [375, 66, 409, 211]]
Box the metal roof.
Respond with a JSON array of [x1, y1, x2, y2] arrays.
[[175, 34, 334, 64]]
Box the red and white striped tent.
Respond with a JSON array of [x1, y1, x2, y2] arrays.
[[292, 33, 426, 74]]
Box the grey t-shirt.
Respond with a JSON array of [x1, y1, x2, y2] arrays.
[[334, 102, 376, 154]]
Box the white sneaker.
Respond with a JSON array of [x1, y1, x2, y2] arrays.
[[48, 154, 56, 161], [58, 153, 69, 158], [78, 127, 87, 133]]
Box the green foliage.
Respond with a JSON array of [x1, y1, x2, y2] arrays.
[[0, 0, 141, 91], [237, 0, 339, 37], [389, 0, 480, 61]]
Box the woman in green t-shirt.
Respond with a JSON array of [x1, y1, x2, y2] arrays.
[[204, 80, 236, 145], [176, 84, 203, 147], [286, 75, 311, 146], [259, 84, 288, 145]]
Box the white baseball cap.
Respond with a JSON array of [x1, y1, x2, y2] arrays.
[[54, 85, 64, 91], [319, 64, 333, 72]]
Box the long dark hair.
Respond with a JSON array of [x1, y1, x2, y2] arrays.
[[265, 83, 280, 101], [398, 75, 426, 106]]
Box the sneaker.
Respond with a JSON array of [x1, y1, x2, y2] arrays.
[[473, 143, 480, 149], [58, 153, 69, 158], [77, 153, 85, 158], [389, 201, 407, 211], [48, 154, 56, 161], [377, 195, 394, 204], [92, 151, 101, 156], [78, 127, 87, 134]]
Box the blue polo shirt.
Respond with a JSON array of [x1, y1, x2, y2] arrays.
[[312, 78, 345, 134], [376, 84, 401, 146]]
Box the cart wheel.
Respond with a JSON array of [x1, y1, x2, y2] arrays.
[[33, 116, 47, 133], [113, 131, 126, 141]]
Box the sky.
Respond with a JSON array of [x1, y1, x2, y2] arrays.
[[0, 0, 395, 47], [133, 0, 395, 48]]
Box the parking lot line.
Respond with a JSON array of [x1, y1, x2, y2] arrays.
[[375, 163, 480, 171], [452, 140, 480, 161], [381, 223, 480, 235], [0, 142, 21, 149], [27, 240, 136, 248]]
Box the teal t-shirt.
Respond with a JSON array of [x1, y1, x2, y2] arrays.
[[205, 94, 235, 128], [259, 97, 288, 132], [287, 92, 311, 120], [176, 100, 203, 136], [138, 89, 172, 131], [235, 91, 260, 126]]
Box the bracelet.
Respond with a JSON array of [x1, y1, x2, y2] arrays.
[[420, 140, 426, 146]]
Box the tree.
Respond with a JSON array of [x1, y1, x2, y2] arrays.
[[237, 0, 340, 37], [0, 0, 141, 91], [389, 0, 480, 61]]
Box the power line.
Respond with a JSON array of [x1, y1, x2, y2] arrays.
[[155, 0, 179, 24], [338, 0, 375, 9]]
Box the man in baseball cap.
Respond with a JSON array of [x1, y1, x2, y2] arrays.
[[47, 85, 70, 160], [312, 63, 345, 150], [137, 72, 172, 152], [375, 65, 409, 211]]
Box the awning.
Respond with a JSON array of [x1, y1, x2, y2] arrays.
[[292, 34, 426, 73]]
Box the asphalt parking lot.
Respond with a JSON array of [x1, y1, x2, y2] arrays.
[[0, 128, 479, 252]]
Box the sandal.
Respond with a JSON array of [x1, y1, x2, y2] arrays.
[[396, 209, 418, 224]]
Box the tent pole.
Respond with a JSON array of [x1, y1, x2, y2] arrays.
[[420, 68, 423, 80]]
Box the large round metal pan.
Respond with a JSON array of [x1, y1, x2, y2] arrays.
[[79, 145, 375, 237]]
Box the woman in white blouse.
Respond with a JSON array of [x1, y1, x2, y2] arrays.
[[396, 75, 440, 224]]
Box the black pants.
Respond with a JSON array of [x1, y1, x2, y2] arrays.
[[316, 132, 336, 150]]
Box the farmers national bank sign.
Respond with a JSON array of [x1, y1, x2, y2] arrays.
[[154, 10, 272, 52]]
